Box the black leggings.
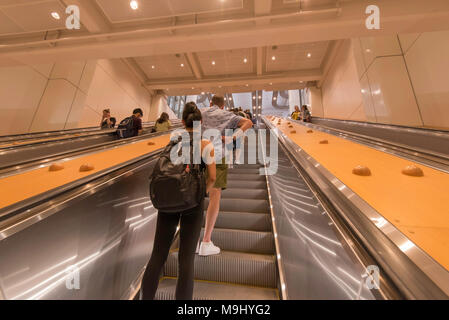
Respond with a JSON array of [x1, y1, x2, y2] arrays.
[[141, 200, 203, 300]]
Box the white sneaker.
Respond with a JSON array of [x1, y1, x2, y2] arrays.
[[198, 241, 221, 256]]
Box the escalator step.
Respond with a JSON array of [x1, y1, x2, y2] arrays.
[[212, 211, 272, 231], [199, 228, 275, 254], [204, 198, 270, 213], [226, 180, 266, 189], [227, 168, 262, 175], [221, 188, 268, 199], [165, 251, 277, 288], [227, 173, 265, 181], [155, 278, 278, 300]]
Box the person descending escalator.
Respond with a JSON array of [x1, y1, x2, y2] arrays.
[[116, 108, 143, 138], [291, 105, 301, 120], [141, 102, 216, 300], [100, 108, 116, 129], [301, 105, 312, 123], [154, 112, 172, 133]]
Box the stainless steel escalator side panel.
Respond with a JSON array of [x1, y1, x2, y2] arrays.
[[264, 117, 449, 299], [0, 156, 160, 300], [259, 129, 376, 300]]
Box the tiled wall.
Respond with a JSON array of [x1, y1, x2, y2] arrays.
[[315, 30, 449, 130], [320, 39, 367, 122], [0, 59, 153, 136]]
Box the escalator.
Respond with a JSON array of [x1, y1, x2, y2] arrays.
[[156, 162, 279, 300]]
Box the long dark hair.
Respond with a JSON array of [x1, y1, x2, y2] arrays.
[[157, 112, 169, 124], [182, 102, 202, 128]]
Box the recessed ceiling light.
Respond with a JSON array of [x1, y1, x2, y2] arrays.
[[253, 97, 255, 100], [246, 84, 249, 87], [130, 0, 139, 10], [201, 92, 205, 95], [274, 97, 277, 100], [272, 56, 276, 61], [212, 61, 216, 65], [180, 63, 184, 67], [219, 85, 222, 88], [192, 87, 195, 89], [307, 53, 312, 58], [51, 12, 60, 20], [229, 97, 233, 101], [243, 58, 248, 63], [269, 82, 273, 85], [151, 65, 155, 69]]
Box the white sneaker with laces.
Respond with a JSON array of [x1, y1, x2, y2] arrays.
[[198, 241, 221, 256]]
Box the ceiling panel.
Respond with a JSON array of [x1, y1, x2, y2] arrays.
[[266, 41, 329, 72], [96, 0, 244, 23], [135, 54, 195, 80], [197, 48, 253, 77], [1, 0, 67, 32], [0, 10, 23, 34]]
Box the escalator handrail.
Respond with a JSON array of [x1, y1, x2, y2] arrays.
[[0, 125, 183, 176]]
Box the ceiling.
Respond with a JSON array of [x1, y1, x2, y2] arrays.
[[0, 0, 448, 95]]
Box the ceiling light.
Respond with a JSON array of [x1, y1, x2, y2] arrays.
[[272, 56, 276, 61], [269, 83, 273, 85], [243, 58, 248, 63], [51, 12, 60, 20], [130, 0, 139, 10], [253, 97, 255, 100], [192, 87, 195, 90], [212, 61, 216, 65], [274, 97, 277, 100], [229, 97, 233, 101], [307, 53, 312, 58], [151, 65, 155, 69], [201, 92, 205, 95], [180, 63, 184, 67], [246, 84, 249, 87], [219, 85, 222, 88]]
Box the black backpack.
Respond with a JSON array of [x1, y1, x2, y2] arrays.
[[116, 116, 135, 138], [149, 135, 206, 213]]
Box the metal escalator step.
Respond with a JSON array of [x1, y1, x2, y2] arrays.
[[221, 188, 268, 199], [212, 211, 272, 231], [231, 164, 263, 170], [226, 180, 266, 189], [227, 168, 262, 174], [155, 278, 279, 300], [227, 173, 265, 181], [165, 251, 277, 288], [199, 228, 275, 254], [205, 198, 269, 213]]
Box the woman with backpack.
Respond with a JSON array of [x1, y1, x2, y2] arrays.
[[141, 102, 216, 300]]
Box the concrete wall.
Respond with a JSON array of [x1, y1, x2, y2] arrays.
[[312, 30, 449, 130], [0, 59, 152, 135]]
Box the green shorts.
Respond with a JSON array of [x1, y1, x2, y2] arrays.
[[206, 158, 228, 190]]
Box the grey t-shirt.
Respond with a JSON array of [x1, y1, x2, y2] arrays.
[[200, 105, 243, 161]]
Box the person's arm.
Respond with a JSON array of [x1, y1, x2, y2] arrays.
[[137, 118, 143, 135], [202, 140, 216, 194]]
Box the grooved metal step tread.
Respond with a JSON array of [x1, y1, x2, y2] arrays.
[[165, 250, 277, 288], [227, 173, 266, 181], [227, 180, 266, 189], [227, 168, 262, 174], [205, 198, 270, 213], [221, 188, 268, 199], [211, 211, 272, 231], [199, 228, 275, 254], [156, 278, 279, 300], [231, 164, 263, 170]]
